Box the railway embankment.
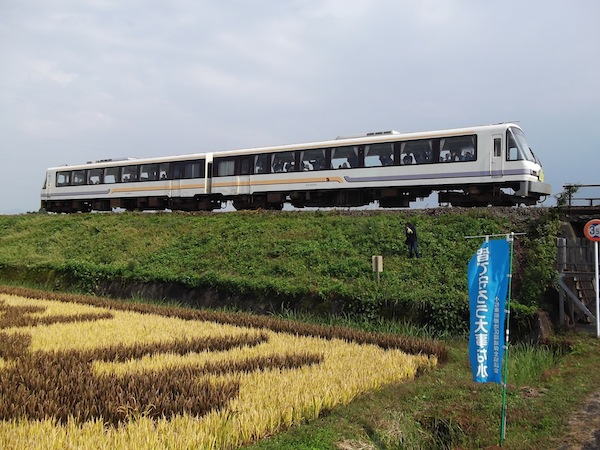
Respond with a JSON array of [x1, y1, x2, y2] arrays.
[[0, 207, 561, 336]]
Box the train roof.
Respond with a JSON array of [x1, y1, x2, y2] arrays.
[[46, 122, 522, 171]]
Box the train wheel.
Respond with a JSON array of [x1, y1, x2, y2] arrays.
[[266, 202, 283, 210]]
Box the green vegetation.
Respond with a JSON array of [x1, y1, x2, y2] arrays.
[[244, 329, 598, 450], [0, 208, 559, 335]]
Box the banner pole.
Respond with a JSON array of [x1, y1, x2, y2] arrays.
[[500, 232, 514, 446]]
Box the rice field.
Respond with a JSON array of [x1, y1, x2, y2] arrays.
[[0, 289, 438, 449]]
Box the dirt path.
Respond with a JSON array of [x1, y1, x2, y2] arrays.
[[557, 390, 600, 449]]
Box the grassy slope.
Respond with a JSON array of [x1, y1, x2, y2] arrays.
[[0, 208, 557, 334]]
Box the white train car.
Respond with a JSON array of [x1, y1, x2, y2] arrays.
[[41, 123, 551, 212]]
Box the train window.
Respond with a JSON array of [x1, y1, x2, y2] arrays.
[[439, 136, 476, 162], [300, 149, 327, 171], [173, 161, 203, 179], [140, 164, 159, 181], [159, 163, 170, 180], [272, 151, 296, 172], [186, 161, 203, 178], [172, 162, 183, 179], [402, 140, 432, 165], [506, 127, 535, 162], [494, 138, 502, 158], [331, 146, 359, 169], [121, 165, 139, 182], [239, 156, 253, 175], [365, 143, 394, 167], [87, 168, 103, 185], [254, 154, 269, 174], [215, 159, 235, 177], [72, 170, 86, 186], [56, 171, 71, 187], [104, 167, 119, 184]]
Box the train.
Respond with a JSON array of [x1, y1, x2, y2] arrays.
[[41, 122, 551, 213]]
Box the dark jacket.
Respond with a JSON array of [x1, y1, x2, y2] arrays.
[[405, 224, 417, 243]]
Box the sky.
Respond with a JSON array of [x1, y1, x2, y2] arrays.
[[1, 0, 598, 214]]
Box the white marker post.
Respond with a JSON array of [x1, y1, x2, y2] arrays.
[[584, 219, 600, 338], [372, 255, 383, 283]]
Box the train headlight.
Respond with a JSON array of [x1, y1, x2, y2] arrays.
[[538, 169, 544, 182]]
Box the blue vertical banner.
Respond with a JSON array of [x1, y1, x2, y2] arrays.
[[468, 239, 510, 384]]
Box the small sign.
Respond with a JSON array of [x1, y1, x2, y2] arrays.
[[372, 255, 383, 283], [372, 255, 383, 273], [584, 219, 600, 242]]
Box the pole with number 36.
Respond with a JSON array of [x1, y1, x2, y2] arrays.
[[584, 219, 600, 338]]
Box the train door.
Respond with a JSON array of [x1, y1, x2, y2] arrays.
[[491, 134, 504, 177], [237, 155, 253, 195], [44, 172, 52, 195]]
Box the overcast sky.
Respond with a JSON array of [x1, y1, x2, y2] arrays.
[[1, 0, 598, 213]]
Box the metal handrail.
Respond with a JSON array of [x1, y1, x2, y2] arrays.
[[563, 184, 600, 208]]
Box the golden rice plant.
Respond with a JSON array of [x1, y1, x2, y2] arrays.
[[0, 299, 113, 329], [0, 345, 320, 425], [1, 297, 322, 427], [0, 289, 438, 449], [0, 285, 448, 361]]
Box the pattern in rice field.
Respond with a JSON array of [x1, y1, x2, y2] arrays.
[[0, 289, 439, 449], [0, 301, 322, 426]]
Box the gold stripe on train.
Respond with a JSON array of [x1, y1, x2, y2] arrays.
[[110, 176, 344, 194]]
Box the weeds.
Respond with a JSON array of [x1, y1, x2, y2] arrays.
[[508, 343, 564, 386]]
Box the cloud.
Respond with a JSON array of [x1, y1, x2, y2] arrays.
[[0, 0, 599, 212]]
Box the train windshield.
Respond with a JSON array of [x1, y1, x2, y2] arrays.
[[507, 127, 536, 163]]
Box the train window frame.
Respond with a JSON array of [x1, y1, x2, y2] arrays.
[[121, 165, 139, 183], [104, 166, 119, 184], [186, 161, 203, 179], [72, 170, 86, 186], [87, 168, 103, 185], [401, 140, 433, 165], [506, 127, 535, 162], [214, 157, 236, 177], [159, 162, 170, 180], [140, 163, 159, 181], [300, 148, 327, 171], [364, 143, 394, 167], [494, 138, 502, 158], [238, 155, 254, 176], [56, 171, 71, 187], [272, 151, 296, 173], [331, 146, 359, 169], [439, 135, 477, 162], [254, 153, 270, 174], [173, 160, 204, 179]]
